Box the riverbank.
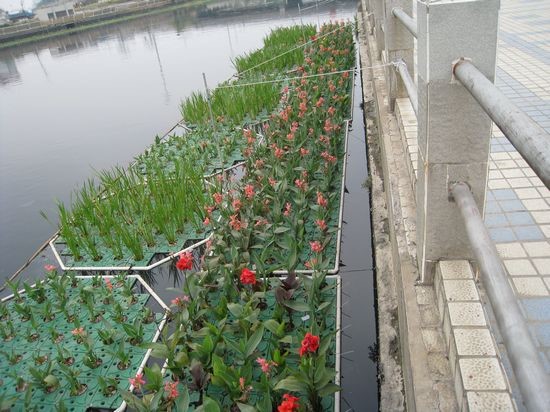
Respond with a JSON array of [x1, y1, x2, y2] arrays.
[[0, 0, 214, 50]]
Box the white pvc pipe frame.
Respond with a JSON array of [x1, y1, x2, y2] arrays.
[[0, 274, 170, 412]]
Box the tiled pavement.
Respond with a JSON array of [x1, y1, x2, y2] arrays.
[[394, 0, 550, 407]]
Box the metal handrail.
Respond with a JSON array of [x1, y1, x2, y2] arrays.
[[394, 60, 417, 115], [391, 7, 417, 38], [453, 59, 550, 189], [451, 182, 550, 412]]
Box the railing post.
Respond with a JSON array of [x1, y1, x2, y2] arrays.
[[415, 0, 500, 283], [383, 0, 414, 111], [372, 0, 386, 59]]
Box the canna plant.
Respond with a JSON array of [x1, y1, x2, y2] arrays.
[[29, 361, 59, 393]]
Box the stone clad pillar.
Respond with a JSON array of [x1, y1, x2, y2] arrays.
[[416, 0, 500, 283], [383, 0, 414, 110]]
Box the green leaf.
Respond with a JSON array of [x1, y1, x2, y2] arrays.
[[263, 319, 281, 336], [195, 396, 221, 412], [147, 343, 169, 359], [283, 301, 310, 312], [279, 335, 294, 344], [236, 403, 257, 412], [318, 382, 341, 397], [227, 303, 243, 318], [245, 325, 264, 358], [274, 226, 291, 234], [316, 301, 331, 312], [175, 386, 190, 412], [318, 335, 332, 356], [274, 376, 308, 393]]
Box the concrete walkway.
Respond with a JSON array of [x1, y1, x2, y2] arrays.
[[393, 0, 550, 409]]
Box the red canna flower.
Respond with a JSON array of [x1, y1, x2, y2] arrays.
[[229, 214, 243, 231], [256, 357, 277, 374], [105, 278, 113, 291], [240, 268, 256, 285], [164, 380, 179, 400], [299, 332, 320, 357], [203, 216, 210, 226], [255, 159, 265, 169], [315, 219, 327, 231], [278, 394, 300, 412], [317, 192, 328, 208], [300, 147, 309, 157], [269, 177, 277, 187], [315, 97, 325, 107], [44, 264, 56, 272], [328, 106, 336, 116], [244, 184, 255, 199], [294, 179, 307, 191], [283, 202, 292, 216], [213, 192, 223, 205], [310, 241, 323, 254], [129, 373, 146, 390], [176, 252, 193, 271]]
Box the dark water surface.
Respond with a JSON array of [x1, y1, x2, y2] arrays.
[[0, 0, 356, 280]]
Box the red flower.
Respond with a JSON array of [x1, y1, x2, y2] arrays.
[[315, 219, 327, 231], [44, 264, 56, 272], [299, 332, 320, 357], [315, 97, 325, 108], [283, 202, 292, 216], [327, 106, 336, 116], [294, 179, 307, 191], [278, 394, 300, 412], [213, 192, 223, 205], [129, 373, 146, 390], [240, 268, 256, 285], [244, 184, 255, 199], [105, 278, 113, 291], [310, 241, 323, 254], [176, 252, 193, 271], [164, 380, 179, 400], [256, 357, 277, 374], [317, 192, 328, 208]]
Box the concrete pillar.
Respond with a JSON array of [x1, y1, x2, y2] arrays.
[[383, 0, 414, 111], [372, 0, 386, 58], [416, 0, 500, 283]]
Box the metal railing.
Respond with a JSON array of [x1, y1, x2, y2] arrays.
[[391, 7, 416, 38], [453, 59, 550, 189], [394, 60, 417, 115], [451, 182, 550, 411]]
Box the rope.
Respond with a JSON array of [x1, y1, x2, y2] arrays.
[[218, 63, 394, 89], [234, 25, 345, 79]]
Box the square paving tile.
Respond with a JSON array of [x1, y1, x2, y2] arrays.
[[485, 214, 508, 227], [454, 328, 496, 356], [459, 358, 507, 391], [533, 258, 550, 275], [522, 198, 549, 210], [513, 225, 545, 241], [512, 277, 549, 296], [448, 302, 486, 326], [443, 280, 479, 302], [466, 392, 515, 412], [521, 298, 550, 321], [506, 211, 534, 225], [496, 242, 527, 258], [523, 241, 550, 257], [489, 228, 516, 242], [504, 259, 538, 275]]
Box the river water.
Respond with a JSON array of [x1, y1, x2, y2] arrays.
[[0, 1, 379, 409]]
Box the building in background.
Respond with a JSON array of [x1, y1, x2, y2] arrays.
[[34, 1, 76, 21]]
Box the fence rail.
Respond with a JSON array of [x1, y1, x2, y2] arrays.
[[453, 59, 550, 189]]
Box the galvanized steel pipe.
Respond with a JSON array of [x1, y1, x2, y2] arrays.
[[391, 7, 417, 38], [454, 60, 550, 189], [395, 61, 418, 115], [451, 182, 550, 412]]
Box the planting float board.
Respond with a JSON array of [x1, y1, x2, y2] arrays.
[[0, 275, 169, 411]]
